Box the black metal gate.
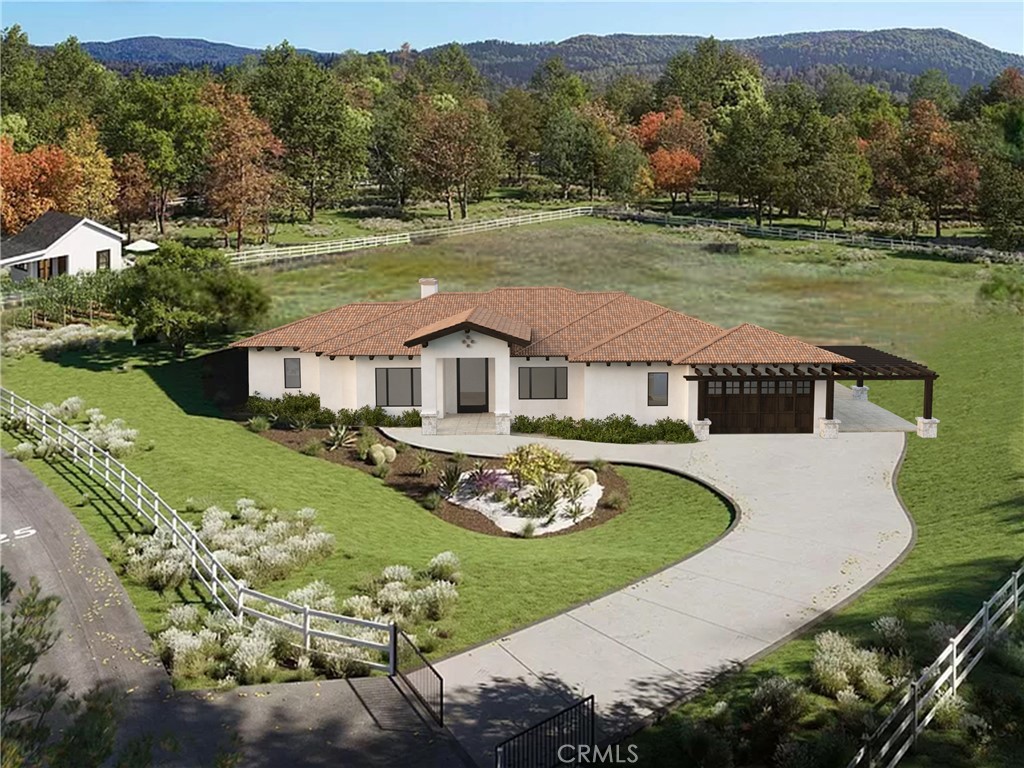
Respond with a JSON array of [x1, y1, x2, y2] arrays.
[[393, 628, 444, 726], [494, 696, 595, 767]]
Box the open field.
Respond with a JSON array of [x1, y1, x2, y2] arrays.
[[0, 343, 731, 660], [3, 218, 1022, 731]]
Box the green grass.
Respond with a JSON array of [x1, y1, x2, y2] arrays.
[[0, 346, 731, 658]]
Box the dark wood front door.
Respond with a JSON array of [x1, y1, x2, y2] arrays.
[[699, 379, 814, 434], [457, 359, 488, 413]]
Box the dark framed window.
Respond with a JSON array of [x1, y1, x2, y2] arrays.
[[761, 381, 776, 394], [725, 381, 740, 395], [742, 381, 757, 395], [708, 381, 722, 395], [284, 358, 301, 389], [796, 381, 812, 395], [518, 367, 567, 399], [778, 381, 793, 395], [648, 372, 668, 406], [96, 249, 111, 271], [375, 368, 422, 407]]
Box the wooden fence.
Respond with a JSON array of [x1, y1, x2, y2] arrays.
[[0, 386, 396, 673], [229, 207, 596, 268], [847, 567, 1023, 768]]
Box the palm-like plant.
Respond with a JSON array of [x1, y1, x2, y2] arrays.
[[415, 450, 435, 477]]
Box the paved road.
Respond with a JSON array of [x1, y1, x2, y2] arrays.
[[383, 429, 915, 766], [1, 452, 469, 767]]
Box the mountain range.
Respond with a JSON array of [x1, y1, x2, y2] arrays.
[[77, 28, 1024, 95]]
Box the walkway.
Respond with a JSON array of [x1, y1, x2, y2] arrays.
[[0, 452, 470, 768], [834, 386, 917, 432], [382, 428, 914, 766]]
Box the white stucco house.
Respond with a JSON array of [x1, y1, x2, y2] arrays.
[[1, 211, 126, 283], [233, 279, 939, 439]]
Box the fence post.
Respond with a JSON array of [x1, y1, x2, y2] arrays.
[[303, 605, 311, 651], [1015, 569, 1021, 614], [388, 623, 398, 676], [119, 466, 127, 501], [190, 536, 197, 570], [236, 586, 245, 625], [950, 637, 958, 694], [983, 599, 991, 645], [911, 681, 920, 739]]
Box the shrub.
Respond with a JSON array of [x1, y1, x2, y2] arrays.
[[11, 442, 34, 461], [421, 492, 441, 511], [415, 450, 434, 476], [437, 463, 464, 497], [167, 604, 203, 631], [427, 551, 461, 582], [518, 521, 536, 538], [246, 392, 325, 427], [811, 631, 889, 702], [371, 463, 390, 479], [342, 594, 377, 620], [1, 324, 129, 359], [521, 475, 563, 519], [285, 580, 337, 612], [231, 631, 277, 684], [991, 631, 1024, 675], [927, 620, 959, 652], [604, 492, 625, 510], [933, 693, 967, 730], [382, 445, 397, 463], [415, 580, 459, 620], [504, 443, 571, 487], [750, 675, 809, 733], [246, 415, 271, 433], [394, 441, 409, 454], [381, 565, 415, 583], [300, 439, 323, 456], [369, 443, 387, 465], [355, 429, 378, 461], [978, 268, 1024, 314], [872, 616, 908, 654], [450, 450, 467, 465], [124, 531, 190, 592], [511, 413, 697, 444]]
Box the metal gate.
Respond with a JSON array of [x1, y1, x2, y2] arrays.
[[494, 696, 595, 767]]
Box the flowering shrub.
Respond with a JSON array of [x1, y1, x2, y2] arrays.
[[504, 444, 571, 488], [381, 564, 415, 583], [11, 442, 34, 461], [83, 408, 139, 457], [123, 531, 190, 592], [426, 551, 461, 583], [810, 630, 890, 702], [872, 615, 909, 654], [2, 324, 129, 358]]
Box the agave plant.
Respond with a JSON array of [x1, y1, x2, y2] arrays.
[[290, 416, 314, 432], [325, 423, 357, 451], [437, 463, 464, 498], [414, 450, 434, 477]]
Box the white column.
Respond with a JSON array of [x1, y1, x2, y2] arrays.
[[421, 352, 438, 435], [494, 351, 511, 435]]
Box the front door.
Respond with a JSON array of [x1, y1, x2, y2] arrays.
[[457, 359, 488, 413]]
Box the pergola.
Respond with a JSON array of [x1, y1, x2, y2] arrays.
[[684, 345, 938, 422]]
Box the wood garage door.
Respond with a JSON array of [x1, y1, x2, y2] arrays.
[[700, 379, 815, 434]]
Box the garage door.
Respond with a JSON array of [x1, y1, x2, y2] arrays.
[[700, 379, 814, 434]]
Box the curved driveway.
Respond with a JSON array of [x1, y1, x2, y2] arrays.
[[383, 429, 914, 765]]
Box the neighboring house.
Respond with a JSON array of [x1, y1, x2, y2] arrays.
[[233, 279, 938, 438], [1, 212, 126, 283]]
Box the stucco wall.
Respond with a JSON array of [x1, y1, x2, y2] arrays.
[[248, 349, 321, 399], [583, 362, 682, 423], [510, 357, 585, 419], [8, 222, 124, 282]]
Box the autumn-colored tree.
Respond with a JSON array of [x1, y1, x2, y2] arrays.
[[988, 67, 1024, 104], [0, 137, 75, 234], [112, 153, 152, 240], [62, 122, 117, 222], [202, 84, 284, 249], [634, 107, 709, 196], [649, 148, 701, 210]]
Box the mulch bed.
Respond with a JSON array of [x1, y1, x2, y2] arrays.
[[261, 427, 630, 538]]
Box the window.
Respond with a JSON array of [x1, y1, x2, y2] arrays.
[[778, 381, 793, 395], [375, 368, 422, 407], [725, 381, 740, 395], [796, 381, 812, 395], [284, 358, 301, 388], [518, 367, 567, 399], [742, 381, 757, 395], [648, 372, 668, 406], [761, 381, 776, 394], [708, 381, 722, 395], [96, 249, 111, 271]]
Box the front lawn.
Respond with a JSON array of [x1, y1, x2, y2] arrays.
[[0, 344, 731, 659]]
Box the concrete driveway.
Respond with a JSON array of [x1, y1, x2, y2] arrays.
[[382, 429, 914, 766]]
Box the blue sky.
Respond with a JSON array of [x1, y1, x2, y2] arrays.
[[4, 2, 1022, 54]]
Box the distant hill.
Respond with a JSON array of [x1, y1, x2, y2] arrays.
[[75, 28, 1024, 95]]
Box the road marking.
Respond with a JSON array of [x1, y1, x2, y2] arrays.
[[0, 526, 38, 545]]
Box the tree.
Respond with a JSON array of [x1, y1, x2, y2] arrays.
[[369, 89, 415, 208], [819, 71, 860, 117], [602, 74, 655, 124], [62, 122, 117, 222], [202, 84, 284, 249], [529, 57, 588, 127], [635, 106, 709, 162], [655, 37, 763, 122], [604, 138, 651, 205], [987, 67, 1024, 105], [1, 569, 146, 768], [799, 119, 872, 229], [35, 37, 116, 143], [0, 137, 75, 234], [539, 108, 588, 198], [496, 88, 541, 181], [407, 43, 485, 101], [649, 148, 701, 210], [0, 25, 44, 126], [409, 95, 504, 219], [114, 243, 269, 356], [113, 153, 152, 240], [978, 159, 1024, 249], [909, 69, 960, 115], [245, 43, 369, 221]]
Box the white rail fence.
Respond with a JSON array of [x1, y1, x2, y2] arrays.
[[847, 566, 1023, 768], [229, 207, 596, 267], [598, 209, 1024, 264], [0, 386, 396, 674]]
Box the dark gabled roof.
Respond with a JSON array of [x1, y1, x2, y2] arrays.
[[1, 212, 86, 258]]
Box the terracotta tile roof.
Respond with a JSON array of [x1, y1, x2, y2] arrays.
[[674, 323, 855, 365], [406, 306, 532, 347], [234, 288, 849, 366]]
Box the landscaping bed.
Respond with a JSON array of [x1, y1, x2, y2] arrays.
[[260, 426, 631, 538]]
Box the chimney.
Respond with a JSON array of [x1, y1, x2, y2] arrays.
[[419, 277, 438, 299]]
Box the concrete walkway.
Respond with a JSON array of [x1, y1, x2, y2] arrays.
[[834, 386, 917, 432], [382, 428, 914, 766]]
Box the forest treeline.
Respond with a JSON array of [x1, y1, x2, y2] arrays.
[[3, 26, 1023, 250]]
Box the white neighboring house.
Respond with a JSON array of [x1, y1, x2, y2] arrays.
[[233, 279, 940, 439], [1, 211, 126, 283]]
